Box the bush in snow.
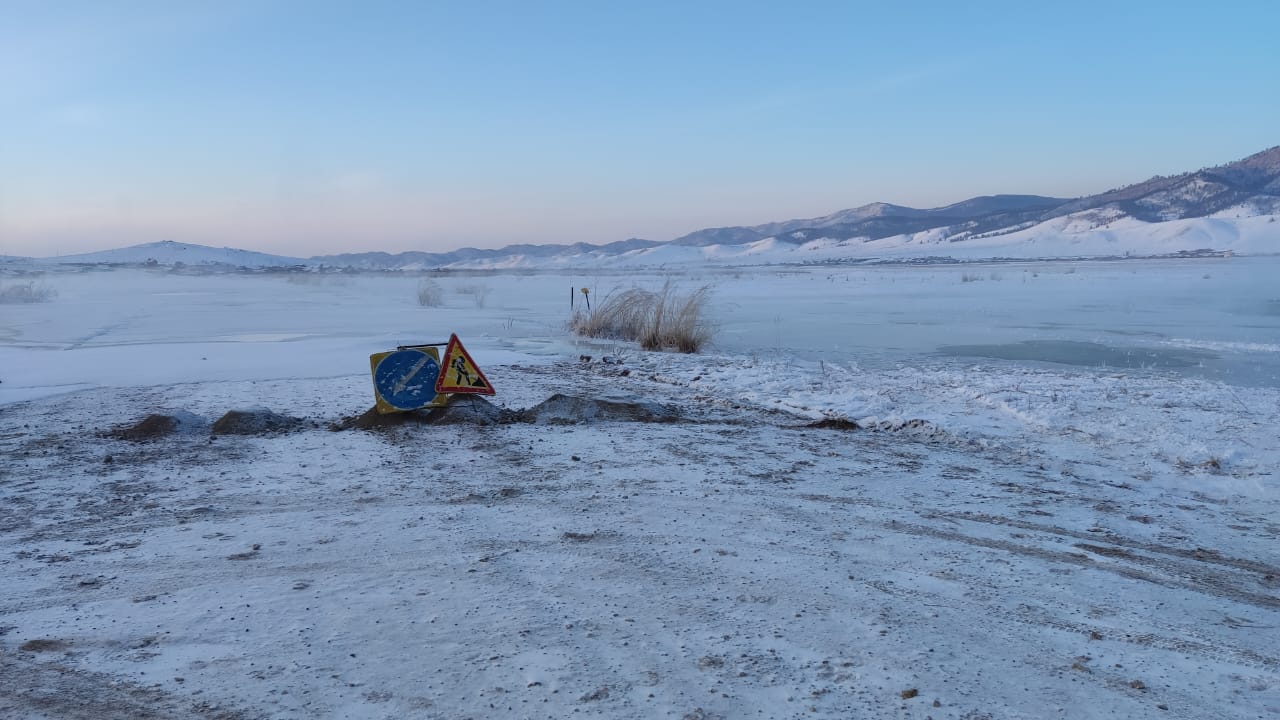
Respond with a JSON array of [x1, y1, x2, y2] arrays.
[[455, 282, 491, 308], [570, 280, 713, 353], [0, 280, 57, 303], [417, 279, 444, 307]]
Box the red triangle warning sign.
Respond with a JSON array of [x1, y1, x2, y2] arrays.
[[435, 334, 495, 395]]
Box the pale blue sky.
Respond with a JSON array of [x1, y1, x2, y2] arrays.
[[2, 0, 1277, 257]]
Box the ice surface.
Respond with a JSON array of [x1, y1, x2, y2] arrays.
[[704, 258, 1280, 388]]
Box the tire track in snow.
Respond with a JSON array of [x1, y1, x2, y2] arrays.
[[929, 510, 1280, 578], [871, 519, 1280, 611], [0, 650, 258, 720]]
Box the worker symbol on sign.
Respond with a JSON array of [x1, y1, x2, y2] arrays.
[[435, 334, 495, 395], [451, 354, 477, 387]]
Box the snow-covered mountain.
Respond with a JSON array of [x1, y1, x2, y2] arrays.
[[667, 196, 1067, 248], [7, 146, 1278, 270]]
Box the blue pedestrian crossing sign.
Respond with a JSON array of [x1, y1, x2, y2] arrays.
[[369, 347, 449, 414]]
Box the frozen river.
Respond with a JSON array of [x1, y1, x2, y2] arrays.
[[706, 256, 1280, 388], [2, 256, 1278, 406]]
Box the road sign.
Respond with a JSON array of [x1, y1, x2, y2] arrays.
[[435, 334, 495, 395], [370, 347, 449, 413]]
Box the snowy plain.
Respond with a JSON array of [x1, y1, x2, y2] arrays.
[[1, 261, 1278, 719]]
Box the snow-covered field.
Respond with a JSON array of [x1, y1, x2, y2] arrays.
[[1, 262, 1278, 719]]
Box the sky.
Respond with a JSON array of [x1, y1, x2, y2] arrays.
[[1, 0, 1278, 258]]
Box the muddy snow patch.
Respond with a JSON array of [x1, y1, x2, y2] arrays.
[[330, 407, 422, 431], [210, 408, 305, 436], [18, 638, 70, 653], [519, 393, 681, 424], [105, 410, 207, 441], [805, 416, 934, 433], [861, 417, 936, 433], [805, 418, 861, 431], [333, 394, 680, 431], [426, 396, 514, 425]]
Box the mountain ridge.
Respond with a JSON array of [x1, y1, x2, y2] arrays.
[[11, 146, 1279, 269]]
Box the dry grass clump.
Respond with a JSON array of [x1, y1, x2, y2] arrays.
[[570, 281, 713, 353]]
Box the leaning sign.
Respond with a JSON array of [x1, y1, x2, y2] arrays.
[[369, 334, 495, 414], [436, 333, 494, 394]]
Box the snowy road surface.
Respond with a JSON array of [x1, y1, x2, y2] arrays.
[[2, 358, 1277, 719]]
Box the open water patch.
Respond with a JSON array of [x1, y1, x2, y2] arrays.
[[936, 340, 1217, 369]]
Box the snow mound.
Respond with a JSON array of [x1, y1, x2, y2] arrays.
[[105, 410, 207, 441], [427, 396, 512, 425], [518, 393, 681, 424], [211, 408, 305, 435], [333, 396, 515, 431]]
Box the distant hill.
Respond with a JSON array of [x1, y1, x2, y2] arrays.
[[307, 237, 661, 270], [37, 240, 305, 267], [666, 197, 1068, 248], [1051, 145, 1280, 221], [7, 146, 1278, 269]]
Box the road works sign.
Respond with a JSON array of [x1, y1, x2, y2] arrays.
[[369, 346, 449, 414], [436, 333, 495, 395], [369, 335, 495, 414]]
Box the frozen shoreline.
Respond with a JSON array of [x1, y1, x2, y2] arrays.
[[1, 265, 1277, 718]]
